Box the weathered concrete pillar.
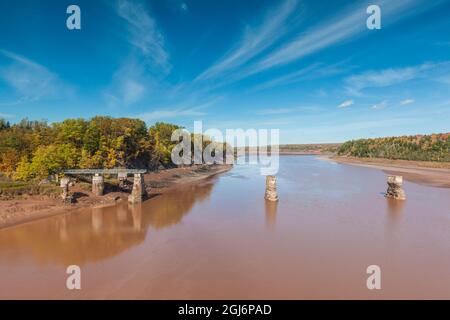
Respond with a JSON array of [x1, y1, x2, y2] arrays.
[[60, 177, 73, 203], [128, 173, 147, 203], [92, 174, 104, 196], [60, 177, 69, 189], [385, 175, 406, 200], [264, 175, 279, 202]]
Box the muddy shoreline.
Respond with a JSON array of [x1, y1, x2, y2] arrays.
[[330, 156, 450, 188], [0, 164, 232, 230]]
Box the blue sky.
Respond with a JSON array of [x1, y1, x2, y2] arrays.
[[0, 0, 449, 143]]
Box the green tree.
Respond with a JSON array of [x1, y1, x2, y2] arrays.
[[148, 122, 182, 167]]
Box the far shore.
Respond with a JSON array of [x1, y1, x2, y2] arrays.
[[329, 156, 450, 188], [0, 164, 232, 230]]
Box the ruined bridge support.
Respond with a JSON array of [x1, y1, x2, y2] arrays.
[[385, 175, 406, 200], [62, 169, 147, 199], [92, 174, 104, 196], [60, 177, 73, 203], [265, 175, 279, 202], [128, 173, 148, 204]]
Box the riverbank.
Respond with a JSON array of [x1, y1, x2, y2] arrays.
[[330, 156, 450, 188], [0, 164, 232, 230]]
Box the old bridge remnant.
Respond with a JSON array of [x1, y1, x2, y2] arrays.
[[265, 175, 279, 202], [60, 177, 74, 203], [92, 174, 104, 196], [385, 175, 406, 200], [128, 173, 147, 204], [62, 169, 148, 203]]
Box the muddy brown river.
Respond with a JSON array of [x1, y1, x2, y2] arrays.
[[0, 156, 449, 299]]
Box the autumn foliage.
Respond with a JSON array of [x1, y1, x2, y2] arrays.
[[0, 117, 224, 181], [337, 133, 450, 162]]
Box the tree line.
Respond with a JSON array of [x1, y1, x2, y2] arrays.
[[0, 117, 226, 181], [337, 133, 450, 162]]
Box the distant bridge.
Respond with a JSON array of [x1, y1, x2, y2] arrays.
[[63, 169, 147, 175]]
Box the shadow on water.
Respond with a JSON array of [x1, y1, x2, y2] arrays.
[[0, 177, 218, 266]]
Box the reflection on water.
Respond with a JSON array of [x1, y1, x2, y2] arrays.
[[0, 177, 217, 266], [386, 198, 405, 219], [264, 200, 278, 229]]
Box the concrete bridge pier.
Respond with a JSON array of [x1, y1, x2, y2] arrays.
[[264, 175, 279, 202], [385, 175, 406, 200], [128, 173, 147, 204], [92, 174, 104, 196], [60, 177, 73, 203]]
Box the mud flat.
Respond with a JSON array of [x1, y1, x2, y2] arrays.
[[0, 164, 232, 230], [330, 156, 450, 188]]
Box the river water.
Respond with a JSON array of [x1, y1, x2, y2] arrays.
[[0, 156, 449, 299]]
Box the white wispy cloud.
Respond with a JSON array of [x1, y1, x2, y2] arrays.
[[400, 99, 415, 105], [338, 100, 354, 108], [344, 62, 449, 95], [0, 50, 72, 104], [371, 100, 388, 109], [115, 0, 170, 72], [136, 97, 221, 122], [247, 0, 428, 76], [105, 0, 171, 107], [345, 67, 419, 96], [196, 0, 299, 81], [103, 59, 153, 107], [250, 62, 347, 92], [436, 75, 450, 85], [122, 79, 145, 105]]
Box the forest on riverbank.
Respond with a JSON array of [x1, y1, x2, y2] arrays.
[[0, 117, 226, 182], [1, 116, 449, 183], [337, 133, 450, 162]]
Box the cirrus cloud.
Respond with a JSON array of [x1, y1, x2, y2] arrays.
[[338, 100, 354, 108], [0, 49, 73, 105], [400, 99, 415, 105], [371, 100, 388, 110]]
